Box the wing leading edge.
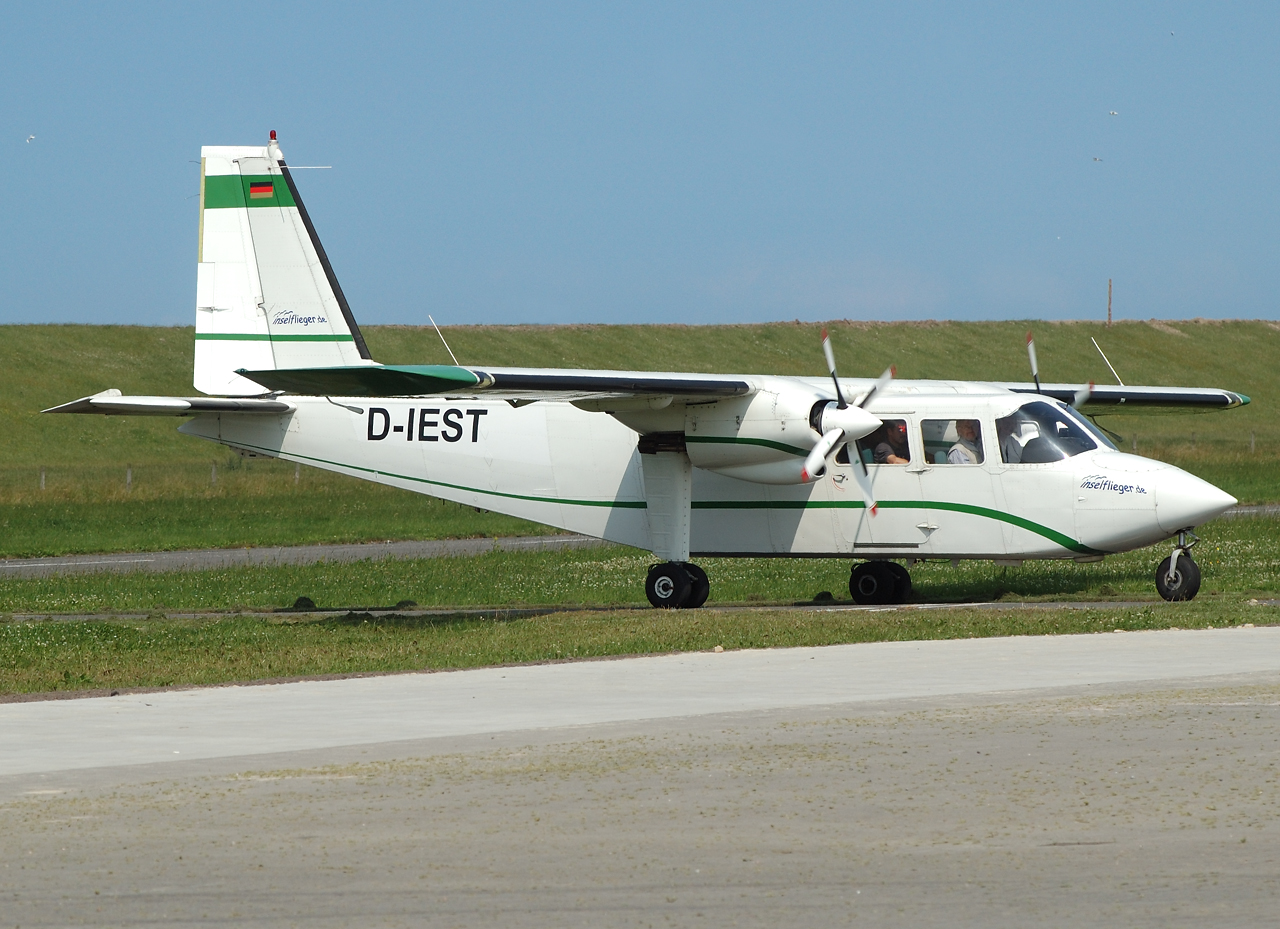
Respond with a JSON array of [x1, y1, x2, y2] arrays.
[[236, 364, 753, 400], [993, 382, 1249, 410]]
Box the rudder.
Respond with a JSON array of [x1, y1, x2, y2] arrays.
[[195, 133, 373, 395]]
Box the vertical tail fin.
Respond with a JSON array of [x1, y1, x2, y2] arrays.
[[195, 133, 373, 395]]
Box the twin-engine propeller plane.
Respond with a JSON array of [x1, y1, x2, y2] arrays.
[[47, 134, 1248, 607]]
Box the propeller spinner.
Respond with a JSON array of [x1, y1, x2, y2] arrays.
[[802, 330, 890, 515]]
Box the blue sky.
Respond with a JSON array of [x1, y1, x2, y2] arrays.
[[2, 2, 1277, 326]]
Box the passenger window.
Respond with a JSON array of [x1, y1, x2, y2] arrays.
[[921, 419, 984, 465], [854, 419, 911, 465]]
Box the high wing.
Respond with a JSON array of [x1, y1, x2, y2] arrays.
[[43, 389, 295, 416], [992, 382, 1249, 410], [235, 364, 753, 403]]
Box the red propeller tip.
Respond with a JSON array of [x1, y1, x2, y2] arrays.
[[869, 504, 878, 516], [820, 328, 828, 340]]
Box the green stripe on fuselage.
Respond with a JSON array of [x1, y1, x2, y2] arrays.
[[203, 174, 297, 209], [211, 438, 1097, 554]]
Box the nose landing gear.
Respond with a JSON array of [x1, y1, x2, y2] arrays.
[[849, 560, 912, 605], [1156, 530, 1202, 602], [646, 561, 710, 609]]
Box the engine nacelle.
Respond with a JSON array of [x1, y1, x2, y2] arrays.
[[683, 389, 879, 485]]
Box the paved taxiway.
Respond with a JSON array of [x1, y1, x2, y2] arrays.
[[4, 628, 1279, 926], [0, 533, 600, 579]]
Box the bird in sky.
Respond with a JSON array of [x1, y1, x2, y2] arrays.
[[1093, 157, 1103, 162], [1109, 111, 1118, 116], [25, 135, 34, 143]]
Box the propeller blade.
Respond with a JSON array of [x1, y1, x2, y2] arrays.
[[801, 428, 845, 483], [850, 452, 878, 515], [1071, 380, 1095, 410], [821, 329, 847, 408], [856, 366, 895, 408], [1026, 330, 1041, 391]]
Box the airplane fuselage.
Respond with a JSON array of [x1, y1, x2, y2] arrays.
[[178, 376, 1232, 563]]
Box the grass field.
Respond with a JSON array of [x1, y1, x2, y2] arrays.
[[1, 319, 1276, 557], [2, 514, 1274, 696], [2, 513, 1276, 614], [3, 601, 1275, 697]]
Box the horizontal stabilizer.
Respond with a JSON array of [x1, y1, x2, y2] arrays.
[[237, 365, 485, 396], [995, 383, 1249, 410], [43, 389, 295, 416], [237, 365, 752, 400]]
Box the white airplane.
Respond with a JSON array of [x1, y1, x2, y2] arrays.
[[47, 134, 1247, 607]]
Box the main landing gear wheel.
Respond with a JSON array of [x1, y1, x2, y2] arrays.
[[1156, 552, 1201, 601], [684, 563, 710, 609], [849, 561, 909, 605], [645, 562, 710, 609]]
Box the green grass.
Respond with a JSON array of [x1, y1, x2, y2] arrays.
[[0, 319, 1276, 557], [2, 515, 1274, 696], [2, 516, 1276, 617], [3, 601, 1274, 697]]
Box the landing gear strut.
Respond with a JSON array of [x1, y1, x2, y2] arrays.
[[646, 561, 710, 609], [849, 560, 912, 605], [1156, 530, 1202, 602]]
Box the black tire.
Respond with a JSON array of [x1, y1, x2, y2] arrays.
[[646, 562, 693, 609], [849, 561, 898, 605], [1156, 553, 1201, 602], [684, 563, 710, 609], [884, 562, 912, 603]]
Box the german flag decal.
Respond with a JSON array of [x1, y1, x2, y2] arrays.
[[249, 181, 274, 199]]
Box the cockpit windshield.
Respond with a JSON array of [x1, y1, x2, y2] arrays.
[[1073, 411, 1119, 451], [996, 400, 1098, 463]]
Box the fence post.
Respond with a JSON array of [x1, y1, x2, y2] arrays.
[[1131, 434, 1137, 452], [39, 467, 45, 491], [1252, 431, 1256, 454], [126, 465, 132, 493], [295, 462, 301, 485], [211, 462, 217, 486]]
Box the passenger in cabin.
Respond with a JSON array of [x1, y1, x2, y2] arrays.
[[947, 419, 984, 464], [996, 415, 1024, 463], [874, 420, 911, 464]]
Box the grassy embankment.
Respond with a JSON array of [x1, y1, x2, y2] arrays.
[[1, 319, 1276, 557]]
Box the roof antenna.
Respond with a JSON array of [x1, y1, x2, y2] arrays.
[[1091, 337, 1125, 385], [429, 315, 460, 366]]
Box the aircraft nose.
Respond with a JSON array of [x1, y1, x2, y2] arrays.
[[1156, 468, 1237, 532]]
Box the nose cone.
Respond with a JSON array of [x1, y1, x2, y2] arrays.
[[1156, 468, 1237, 532]]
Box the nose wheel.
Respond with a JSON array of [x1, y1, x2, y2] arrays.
[[849, 560, 912, 605], [646, 561, 710, 609], [1156, 530, 1202, 602]]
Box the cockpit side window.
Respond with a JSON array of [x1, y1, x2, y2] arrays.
[[996, 400, 1097, 463]]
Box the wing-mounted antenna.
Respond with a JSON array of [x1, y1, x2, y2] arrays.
[[1026, 330, 1041, 392], [1091, 337, 1125, 385], [429, 315, 460, 366]]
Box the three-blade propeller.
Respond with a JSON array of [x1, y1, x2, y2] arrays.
[[802, 330, 890, 515]]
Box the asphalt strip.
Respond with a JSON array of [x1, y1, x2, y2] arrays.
[[2, 626, 1279, 779]]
